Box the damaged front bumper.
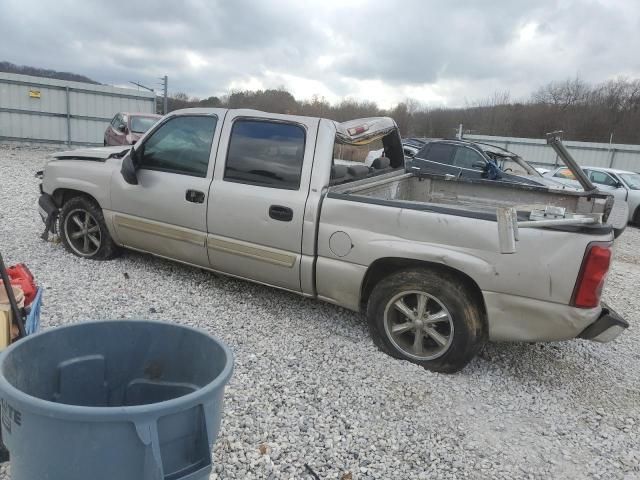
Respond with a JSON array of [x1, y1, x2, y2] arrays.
[[579, 302, 629, 343], [38, 193, 59, 239]]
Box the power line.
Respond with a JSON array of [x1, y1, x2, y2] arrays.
[[128, 81, 154, 92]]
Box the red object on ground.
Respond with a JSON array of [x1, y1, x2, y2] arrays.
[[0, 263, 37, 306]]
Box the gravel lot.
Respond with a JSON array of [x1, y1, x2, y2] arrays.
[[0, 142, 638, 479]]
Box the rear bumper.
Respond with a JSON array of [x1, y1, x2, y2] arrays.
[[578, 302, 629, 343], [484, 291, 628, 342]]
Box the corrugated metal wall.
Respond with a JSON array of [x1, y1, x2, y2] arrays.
[[465, 134, 640, 171], [0, 72, 156, 145]]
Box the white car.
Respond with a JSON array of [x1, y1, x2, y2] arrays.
[[545, 166, 640, 225], [582, 167, 640, 225]]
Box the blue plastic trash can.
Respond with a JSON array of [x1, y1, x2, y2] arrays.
[[0, 320, 233, 480]]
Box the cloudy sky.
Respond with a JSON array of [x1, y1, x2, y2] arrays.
[[1, 0, 639, 108]]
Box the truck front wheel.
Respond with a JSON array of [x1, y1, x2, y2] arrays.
[[633, 206, 640, 227], [59, 196, 119, 260], [367, 269, 486, 373]]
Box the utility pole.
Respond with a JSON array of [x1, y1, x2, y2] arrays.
[[458, 123, 463, 140], [161, 75, 168, 115]]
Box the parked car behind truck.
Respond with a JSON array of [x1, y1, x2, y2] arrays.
[[545, 166, 640, 225], [408, 139, 558, 185], [38, 109, 628, 372], [104, 112, 161, 146]]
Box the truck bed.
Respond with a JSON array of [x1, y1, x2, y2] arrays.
[[329, 171, 613, 222]]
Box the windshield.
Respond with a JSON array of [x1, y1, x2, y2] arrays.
[[130, 116, 159, 133], [485, 154, 541, 177], [496, 157, 530, 176], [620, 173, 640, 190]]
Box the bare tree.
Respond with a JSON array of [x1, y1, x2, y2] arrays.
[[161, 75, 640, 144]]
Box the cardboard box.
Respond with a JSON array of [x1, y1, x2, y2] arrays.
[[0, 286, 24, 350]]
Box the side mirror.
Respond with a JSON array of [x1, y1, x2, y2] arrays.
[[117, 123, 126, 133], [616, 181, 624, 189], [120, 148, 138, 185]]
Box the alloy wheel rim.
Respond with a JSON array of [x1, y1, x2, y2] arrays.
[[383, 290, 454, 361], [64, 208, 102, 257]]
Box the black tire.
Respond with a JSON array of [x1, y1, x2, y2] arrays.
[[59, 196, 119, 260], [633, 207, 640, 227], [0, 426, 8, 463], [367, 269, 486, 373]]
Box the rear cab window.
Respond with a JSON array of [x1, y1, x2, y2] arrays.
[[224, 119, 306, 190], [331, 119, 403, 185]]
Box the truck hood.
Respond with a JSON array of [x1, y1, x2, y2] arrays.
[[51, 145, 131, 161]]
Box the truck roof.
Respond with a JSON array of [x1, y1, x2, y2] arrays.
[[167, 108, 398, 145]]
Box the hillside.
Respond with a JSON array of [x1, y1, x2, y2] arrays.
[[0, 61, 100, 84]]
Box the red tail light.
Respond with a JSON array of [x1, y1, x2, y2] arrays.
[[571, 242, 612, 308]]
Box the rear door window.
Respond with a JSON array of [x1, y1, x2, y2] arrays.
[[224, 119, 306, 190]]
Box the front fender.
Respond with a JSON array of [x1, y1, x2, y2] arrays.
[[43, 159, 119, 209]]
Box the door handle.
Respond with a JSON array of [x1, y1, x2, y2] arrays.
[[185, 189, 205, 204], [269, 205, 293, 222]]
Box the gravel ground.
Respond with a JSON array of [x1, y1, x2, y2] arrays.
[[0, 142, 638, 479]]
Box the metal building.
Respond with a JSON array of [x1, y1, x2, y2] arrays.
[[466, 134, 640, 171], [0, 72, 156, 146]]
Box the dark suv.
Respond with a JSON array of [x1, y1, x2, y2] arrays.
[[104, 112, 161, 146], [407, 139, 543, 184]]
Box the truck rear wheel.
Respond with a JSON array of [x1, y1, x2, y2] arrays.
[[367, 269, 486, 373], [59, 196, 119, 260]]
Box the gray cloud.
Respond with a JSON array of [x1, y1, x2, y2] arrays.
[[1, 0, 639, 107]]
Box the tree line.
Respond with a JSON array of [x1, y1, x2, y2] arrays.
[[0, 61, 100, 85], [164, 76, 640, 145]]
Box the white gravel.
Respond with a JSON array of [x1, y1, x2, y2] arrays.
[[0, 142, 638, 479]]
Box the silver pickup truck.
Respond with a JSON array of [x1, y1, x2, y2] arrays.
[[37, 109, 628, 372]]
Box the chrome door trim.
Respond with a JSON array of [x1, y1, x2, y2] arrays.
[[122, 244, 311, 297], [207, 234, 297, 268], [113, 214, 206, 247]]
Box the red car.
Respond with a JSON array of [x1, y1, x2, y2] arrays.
[[104, 112, 161, 146]]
